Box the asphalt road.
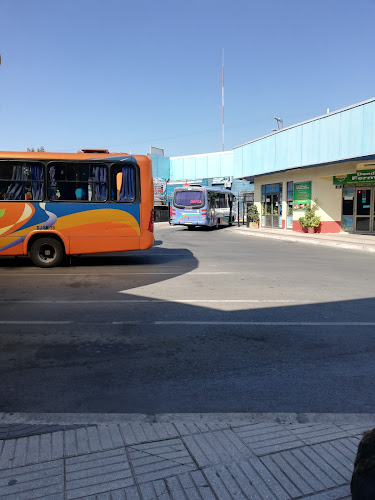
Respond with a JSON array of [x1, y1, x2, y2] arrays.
[[1, 223, 375, 414]]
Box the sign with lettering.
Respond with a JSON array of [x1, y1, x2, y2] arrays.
[[333, 169, 375, 185], [293, 181, 311, 211], [153, 177, 167, 203]]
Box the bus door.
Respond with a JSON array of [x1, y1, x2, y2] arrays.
[[208, 192, 215, 224]]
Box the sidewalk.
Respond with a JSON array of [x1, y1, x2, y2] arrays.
[[233, 225, 375, 253], [1, 412, 374, 499]]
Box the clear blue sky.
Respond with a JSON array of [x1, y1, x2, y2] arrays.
[[0, 0, 374, 157]]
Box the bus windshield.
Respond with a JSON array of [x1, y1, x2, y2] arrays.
[[174, 190, 204, 208]]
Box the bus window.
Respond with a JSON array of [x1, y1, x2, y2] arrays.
[[174, 190, 204, 208], [111, 165, 136, 202], [0, 161, 44, 201], [48, 163, 108, 201]]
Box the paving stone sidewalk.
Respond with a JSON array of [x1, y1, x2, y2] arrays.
[[0, 413, 374, 500]]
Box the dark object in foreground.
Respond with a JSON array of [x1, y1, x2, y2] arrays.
[[351, 428, 375, 499]]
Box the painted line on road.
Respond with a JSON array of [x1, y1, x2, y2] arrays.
[[0, 272, 236, 276], [0, 321, 74, 325], [0, 299, 308, 304], [2, 320, 375, 326], [154, 321, 375, 326]]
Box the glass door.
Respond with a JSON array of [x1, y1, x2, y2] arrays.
[[264, 194, 272, 227], [355, 188, 372, 232], [272, 193, 279, 228], [261, 183, 282, 228]]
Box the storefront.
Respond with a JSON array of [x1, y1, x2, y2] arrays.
[[253, 159, 375, 233], [335, 168, 375, 233], [260, 180, 312, 230]]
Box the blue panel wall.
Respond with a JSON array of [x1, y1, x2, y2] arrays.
[[170, 157, 184, 180], [362, 101, 375, 155], [195, 156, 209, 179], [150, 99, 375, 183], [301, 119, 320, 166], [169, 152, 234, 181], [234, 99, 375, 176], [149, 154, 170, 180]]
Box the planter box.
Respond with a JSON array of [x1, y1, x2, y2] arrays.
[[249, 222, 259, 229], [307, 227, 316, 234]]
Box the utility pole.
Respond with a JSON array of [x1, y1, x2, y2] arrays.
[[222, 49, 224, 151]]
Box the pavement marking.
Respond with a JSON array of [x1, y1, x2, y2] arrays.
[[0, 321, 74, 325], [0, 299, 308, 304], [154, 321, 375, 326], [2, 320, 375, 326], [0, 271, 236, 276]]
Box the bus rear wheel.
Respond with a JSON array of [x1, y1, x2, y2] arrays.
[[30, 237, 64, 268]]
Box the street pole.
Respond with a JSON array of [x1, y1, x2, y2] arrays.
[[222, 49, 224, 152]]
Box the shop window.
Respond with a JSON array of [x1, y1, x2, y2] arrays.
[[286, 181, 294, 229]]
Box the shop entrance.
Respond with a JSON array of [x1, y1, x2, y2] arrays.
[[355, 187, 374, 232], [264, 193, 280, 227], [342, 186, 375, 233], [261, 183, 282, 228]]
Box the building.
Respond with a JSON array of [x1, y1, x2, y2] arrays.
[[151, 97, 375, 233]]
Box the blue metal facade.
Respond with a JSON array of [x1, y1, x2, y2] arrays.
[[169, 152, 234, 180], [151, 97, 375, 184], [234, 98, 375, 177], [149, 154, 170, 180]]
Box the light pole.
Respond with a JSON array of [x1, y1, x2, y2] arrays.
[[274, 116, 283, 130]]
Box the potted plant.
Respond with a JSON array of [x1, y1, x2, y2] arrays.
[[247, 204, 260, 229], [298, 199, 321, 233]]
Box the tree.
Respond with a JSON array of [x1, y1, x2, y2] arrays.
[[27, 147, 45, 152]]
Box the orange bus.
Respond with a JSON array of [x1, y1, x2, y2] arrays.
[[0, 149, 154, 267]]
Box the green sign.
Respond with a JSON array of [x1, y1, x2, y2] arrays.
[[333, 169, 375, 185], [293, 181, 311, 211]]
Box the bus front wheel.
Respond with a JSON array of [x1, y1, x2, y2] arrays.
[[30, 237, 64, 268]]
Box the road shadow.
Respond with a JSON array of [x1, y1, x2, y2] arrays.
[[1, 295, 375, 414]]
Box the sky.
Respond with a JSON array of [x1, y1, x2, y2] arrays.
[[0, 0, 375, 157]]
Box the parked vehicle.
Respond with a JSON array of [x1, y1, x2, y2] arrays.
[[170, 185, 236, 229], [0, 148, 154, 267]]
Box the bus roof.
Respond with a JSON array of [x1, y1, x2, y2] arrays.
[[0, 150, 147, 162]]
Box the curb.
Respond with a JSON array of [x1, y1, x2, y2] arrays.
[[235, 229, 375, 253], [1, 412, 375, 426]]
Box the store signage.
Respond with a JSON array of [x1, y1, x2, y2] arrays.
[[293, 181, 311, 211], [212, 176, 232, 185], [333, 169, 375, 185], [153, 177, 167, 203]]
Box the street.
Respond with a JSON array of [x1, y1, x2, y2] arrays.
[[0, 223, 375, 414]]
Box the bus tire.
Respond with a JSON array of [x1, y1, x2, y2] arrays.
[[187, 225, 196, 230], [30, 237, 64, 268]]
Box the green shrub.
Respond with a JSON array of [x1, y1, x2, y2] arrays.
[[247, 204, 260, 222], [298, 199, 321, 228]]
